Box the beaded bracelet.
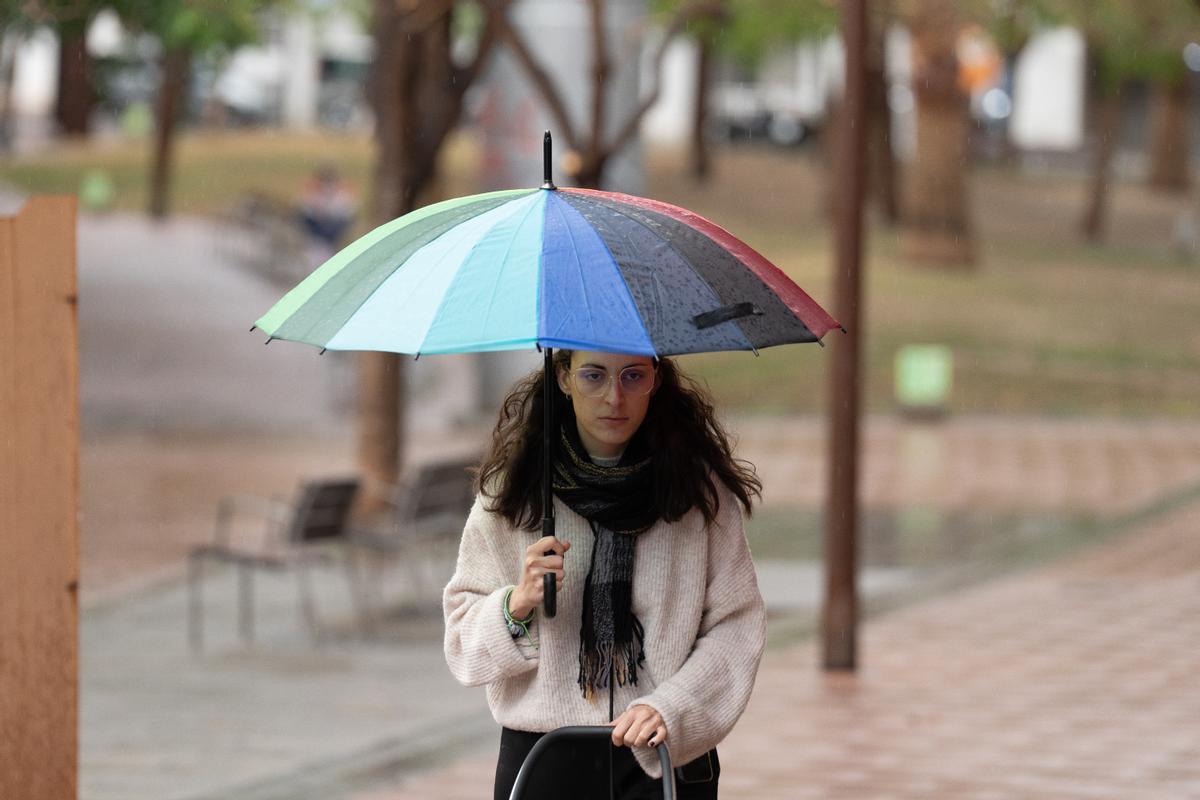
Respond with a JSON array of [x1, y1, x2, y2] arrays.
[[503, 586, 535, 640]]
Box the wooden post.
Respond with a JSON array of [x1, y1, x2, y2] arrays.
[[0, 196, 79, 799], [822, 0, 867, 671]]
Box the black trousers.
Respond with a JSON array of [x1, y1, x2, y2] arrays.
[[494, 727, 720, 800]]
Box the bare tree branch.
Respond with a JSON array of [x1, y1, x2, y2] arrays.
[[460, 0, 508, 85], [601, 0, 725, 168], [480, 0, 580, 152], [415, 0, 506, 171]]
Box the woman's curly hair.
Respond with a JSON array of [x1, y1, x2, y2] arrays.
[[476, 350, 761, 530]]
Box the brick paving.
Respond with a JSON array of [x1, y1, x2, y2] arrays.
[[350, 497, 1200, 800]]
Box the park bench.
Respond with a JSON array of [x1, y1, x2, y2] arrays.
[[216, 191, 312, 288], [344, 456, 478, 634], [186, 477, 360, 652]]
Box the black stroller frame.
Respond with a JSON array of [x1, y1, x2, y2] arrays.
[[508, 726, 676, 800]]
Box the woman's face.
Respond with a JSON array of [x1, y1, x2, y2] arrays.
[[557, 350, 657, 459]]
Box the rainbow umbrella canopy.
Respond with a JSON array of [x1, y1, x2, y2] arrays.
[[254, 132, 841, 616], [254, 137, 840, 357]]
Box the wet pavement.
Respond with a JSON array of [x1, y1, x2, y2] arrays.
[[345, 497, 1200, 800], [82, 563, 492, 800], [79, 416, 1200, 800]]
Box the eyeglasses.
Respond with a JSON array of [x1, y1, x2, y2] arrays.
[[570, 366, 656, 398]]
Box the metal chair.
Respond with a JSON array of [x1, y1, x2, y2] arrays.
[[187, 477, 360, 652], [344, 457, 477, 632]]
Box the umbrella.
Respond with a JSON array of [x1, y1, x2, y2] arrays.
[[253, 132, 841, 616]]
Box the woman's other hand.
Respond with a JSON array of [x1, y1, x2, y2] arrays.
[[610, 704, 667, 748], [509, 536, 570, 619]]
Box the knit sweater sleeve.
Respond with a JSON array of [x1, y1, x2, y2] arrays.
[[443, 496, 540, 687], [627, 487, 767, 778]]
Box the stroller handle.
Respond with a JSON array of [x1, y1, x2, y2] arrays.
[[508, 725, 675, 800]]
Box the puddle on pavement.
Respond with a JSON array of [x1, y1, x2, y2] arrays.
[[745, 504, 1103, 573]]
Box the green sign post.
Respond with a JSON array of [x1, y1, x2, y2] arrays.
[[895, 345, 952, 415]]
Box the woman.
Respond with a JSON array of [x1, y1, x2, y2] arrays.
[[443, 349, 766, 800]]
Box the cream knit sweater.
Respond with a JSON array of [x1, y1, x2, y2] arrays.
[[442, 481, 767, 779]]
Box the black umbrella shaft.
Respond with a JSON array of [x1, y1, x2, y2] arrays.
[[542, 345, 557, 617]]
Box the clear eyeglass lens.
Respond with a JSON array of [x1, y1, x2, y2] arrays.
[[618, 368, 652, 394], [572, 367, 654, 397], [574, 369, 607, 395]]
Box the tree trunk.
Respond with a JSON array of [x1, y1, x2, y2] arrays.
[[148, 49, 190, 219], [359, 0, 419, 499], [0, 31, 18, 153], [574, 161, 606, 189], [997, 51, 1021, 165], [356, 1, 498, 500], [865, 2, 897, 225], [689, 33, 712, 181], [54, 28, 93, 136], [1082, 86, 1122, 242], [355, 349, 403, 500], [899, 7, 974, 267], [1147, 75, 1190, 193]]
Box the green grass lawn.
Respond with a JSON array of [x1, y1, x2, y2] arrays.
[[3, 129, 1197, 418], [0, 131, 370, 216]]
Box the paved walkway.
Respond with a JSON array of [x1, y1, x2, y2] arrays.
[[350, 497, 1200, 800], [78, 417, 1200, 800], [81, 565, 494, 800]]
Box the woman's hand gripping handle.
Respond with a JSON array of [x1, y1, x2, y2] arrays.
[[508, 536, 570, 620]]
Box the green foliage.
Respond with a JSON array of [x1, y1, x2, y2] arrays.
[[332, 0, 371, 31], [971, 0, 1065, 54], [653, 0, 839, 72], [452, 0, 486, 39], [0, 0, 32, 31], [1044, 0, 1200, 88], [112, 0, 266, 55], [18, 0, 109, 34], [721, 0, 839, 70]]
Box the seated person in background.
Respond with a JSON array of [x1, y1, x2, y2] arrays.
[[298, 162, 356, 261]]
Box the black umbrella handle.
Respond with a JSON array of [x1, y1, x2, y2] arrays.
[[542, 345, 557, 618], [541, 520, 556, 619]]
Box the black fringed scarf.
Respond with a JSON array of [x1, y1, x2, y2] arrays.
[[551, 418, 658, 703]]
